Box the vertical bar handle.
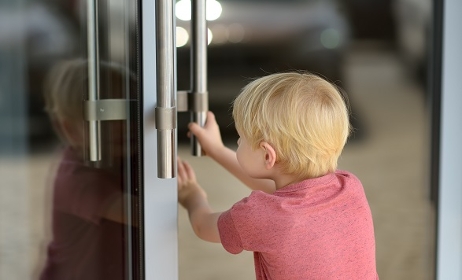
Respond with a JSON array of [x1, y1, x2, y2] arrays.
[[155, 0, 177, 178], [87, 0, 102, 161], [190, 0, 208, 156]]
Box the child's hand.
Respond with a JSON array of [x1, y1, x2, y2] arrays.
[[177, 157, 207, 208], [188, 111, 225, 158], [177, 157, 221, 243]]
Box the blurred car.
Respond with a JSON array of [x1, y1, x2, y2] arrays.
[[175, 0, 352, 140], [175, 0, 351, 95]]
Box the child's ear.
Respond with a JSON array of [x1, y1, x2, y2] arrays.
[[260, 142, 276, 170], [61, 119, 84, 147]]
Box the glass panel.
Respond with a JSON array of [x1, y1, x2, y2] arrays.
[[177, 0, 435, 279], [0, 0, 142, 279]]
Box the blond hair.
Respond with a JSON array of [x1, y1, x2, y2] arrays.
[[232, 72, 350, 179], [44, 59, 85, 125], [43, 59, 135, 145]]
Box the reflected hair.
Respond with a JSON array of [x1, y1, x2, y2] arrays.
[[43, 59, 134, 124], [232, 72, 351, 179], [43, 59, 136, 146]]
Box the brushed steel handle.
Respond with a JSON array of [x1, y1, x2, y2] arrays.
[[87, 0, 102, 162], [190, 0, 208, 156], [155, 0, 177, 178]]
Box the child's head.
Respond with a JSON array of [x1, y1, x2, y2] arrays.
[[232, 72, 350, 179], [44, 59, 87, 147], [44, 59, 136, 153]]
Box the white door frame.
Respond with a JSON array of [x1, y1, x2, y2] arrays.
[[436, 0, 462, 279], [142, 0, 178, 279]]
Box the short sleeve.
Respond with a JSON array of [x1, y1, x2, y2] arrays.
[[218, 191, 273, 254], [217, 209, 244, 254], [70, 174, 121, 224], [54, 161, 122, 225]]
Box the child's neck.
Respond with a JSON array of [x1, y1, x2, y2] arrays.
[[273, 173, 302, 190]]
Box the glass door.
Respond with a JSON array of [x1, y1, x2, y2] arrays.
[[0, 0, 180, 279]]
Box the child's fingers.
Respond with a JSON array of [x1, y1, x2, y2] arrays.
[[188, 111, 215, 135], [181, 160, 196, 181], [188, 122, 202, 138], [177, 158, 186, 184], [204, 111, 216, 127]]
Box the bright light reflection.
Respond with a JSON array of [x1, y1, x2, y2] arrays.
[[176, 26, 189, 47], [208, 28, 213, 45], [176, 0, 191, 21], [207, 0, 222, 21], [175, 0, 222, 21]]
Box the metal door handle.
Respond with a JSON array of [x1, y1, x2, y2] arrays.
[[190, 0, 208, 156], [177, 0, 208, 156], [87, 0, 102, 162], [155, 0, 209, 178], [85, 0, 133, 163], [155, 0, 177, 178]]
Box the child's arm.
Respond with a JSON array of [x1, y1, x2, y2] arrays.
[[178, 158, 221, 243], [101, 194, 138, 226], [188, 111, 276, 194]]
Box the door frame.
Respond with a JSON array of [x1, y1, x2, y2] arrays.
[[433, 0, 462, 279], [141, 0, 178, 279]]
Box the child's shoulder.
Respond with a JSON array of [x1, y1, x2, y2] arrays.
[[335, 169, 361, 182], [228, 190, 274, 213]]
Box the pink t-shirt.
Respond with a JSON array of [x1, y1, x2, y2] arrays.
[[218, 170, 378, 280], [40, 148, 127, 280]]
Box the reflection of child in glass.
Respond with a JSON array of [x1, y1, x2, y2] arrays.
[[40, 59, 136, 280], [178, 72, 379, 279]]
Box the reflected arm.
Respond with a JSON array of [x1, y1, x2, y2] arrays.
[[101, 194, 139, 227]]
